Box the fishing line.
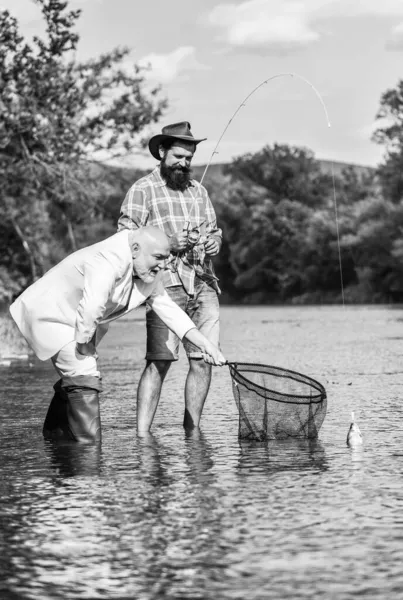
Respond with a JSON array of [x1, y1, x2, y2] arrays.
[[330, 161, 345, 306], [194, 73, 354, 438], [198, 72, 331, 187], [190, 71, 345, 306]]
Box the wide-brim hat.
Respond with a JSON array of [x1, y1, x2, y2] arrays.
[[148, 121, 207, 161]]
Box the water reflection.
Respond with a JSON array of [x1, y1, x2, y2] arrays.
[[348, 444, 365, 463], [183, 428, 215, 484], [3, 306, 403, 598], [89, 430, 224, 597], [136, 431, 168, 486], [151, 441, 228, 598], [237, 437, 328, 474], [44, 441, 103, 479]]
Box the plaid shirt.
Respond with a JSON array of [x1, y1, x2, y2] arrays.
[[118, 167, 222, 296]]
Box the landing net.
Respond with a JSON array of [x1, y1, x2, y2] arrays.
[[228, 362, 327, 441]]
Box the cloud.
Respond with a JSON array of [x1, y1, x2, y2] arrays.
[[386, 21, 403, 51], [209, 1, 319, 53], [208, 0, 403, 53], [138, 46, 208, 83]]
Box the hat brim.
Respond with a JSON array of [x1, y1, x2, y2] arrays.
[[149, 134, 207, 161]]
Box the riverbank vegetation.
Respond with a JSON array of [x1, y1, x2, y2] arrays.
[[2, 0, 403, 316]]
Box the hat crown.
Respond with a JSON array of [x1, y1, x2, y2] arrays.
[[148, 121, 206, 160], [161, 121, 193, 139]]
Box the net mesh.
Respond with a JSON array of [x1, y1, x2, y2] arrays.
[[228, 362, 327, 441]]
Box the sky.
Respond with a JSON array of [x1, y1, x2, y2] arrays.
[[2, 0, 403, 170]]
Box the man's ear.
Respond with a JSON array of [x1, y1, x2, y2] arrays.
[[131, 242, 140, 258], [158, 145, 166, 160]]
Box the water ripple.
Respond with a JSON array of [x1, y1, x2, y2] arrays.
[[1, 305, 403, 599]]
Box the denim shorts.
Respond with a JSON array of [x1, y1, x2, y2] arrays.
[[146, 280, 220, 361]]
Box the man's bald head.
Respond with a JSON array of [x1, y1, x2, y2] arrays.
[[129, 227, 170, 283], [130, 226, 169, 254]]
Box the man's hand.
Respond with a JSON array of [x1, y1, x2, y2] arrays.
[[169, 230, 189, 253], [201, 340, 226, 366], [204, 237, 220, 256], [76, 341, 97, 358], [184, 328, 226, 365]]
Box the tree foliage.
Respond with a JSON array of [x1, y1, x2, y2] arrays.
[[224, 144, 334, 208], [206, 145, 386, 304], [373, 79, 403, 203], [1, 1, 402, 307], [0, 0, 166, 303]]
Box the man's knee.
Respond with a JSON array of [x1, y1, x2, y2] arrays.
[[188, 357, 212, 374], [144, 359, 172, 378]]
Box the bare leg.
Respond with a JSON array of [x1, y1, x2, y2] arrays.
[[137, 360, 171, 432], [183, 358, 212, 429]]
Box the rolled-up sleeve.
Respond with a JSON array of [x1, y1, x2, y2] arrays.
[[118, 185, 149, 231]]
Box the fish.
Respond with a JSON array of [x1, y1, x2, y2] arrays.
[[346, 411, 363, 447]]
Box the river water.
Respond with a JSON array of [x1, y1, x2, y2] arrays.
[[1, 305, 403, 599]]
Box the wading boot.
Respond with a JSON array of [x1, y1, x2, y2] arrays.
[[42, 379, 65, 439], [43, 375, 102, 443]]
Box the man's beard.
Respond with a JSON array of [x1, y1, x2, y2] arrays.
[[133, 261, 159, 283], [160, 159, 192, 192]]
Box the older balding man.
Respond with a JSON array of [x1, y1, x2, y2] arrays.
[[10, 227, 225, 443]]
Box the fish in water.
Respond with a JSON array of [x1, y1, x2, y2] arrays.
[[346, 411, 363, 446]]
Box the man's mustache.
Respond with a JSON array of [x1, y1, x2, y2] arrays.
[[171, 165, 191, 174]]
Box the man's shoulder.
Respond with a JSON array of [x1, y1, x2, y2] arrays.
[[129, 168, 160, 190], [89, 231, 131, 264]]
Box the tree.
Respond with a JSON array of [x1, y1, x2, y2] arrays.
[[340, 195, 403, 302], [373, 79, 403, 203], [0, 0, 166, 302], [207, 144, 377, 304], [223, 144, 335, 208]]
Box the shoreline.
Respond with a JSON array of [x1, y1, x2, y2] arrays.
[[2, 301, 402, 363]]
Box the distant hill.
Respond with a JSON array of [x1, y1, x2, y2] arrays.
[[96, 156, 374, 185], [316, 159, 375, 177], [98, 156, 376, 224], [191, 159, 375, 181]]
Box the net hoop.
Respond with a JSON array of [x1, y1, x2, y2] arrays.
[[228, 362, 326, 405]]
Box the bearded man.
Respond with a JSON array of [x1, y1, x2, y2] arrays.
[[118, 122, 222, 432]]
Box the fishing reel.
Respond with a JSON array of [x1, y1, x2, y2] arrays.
[[184, 221, 206, 250], [186, 228, 202, 248]]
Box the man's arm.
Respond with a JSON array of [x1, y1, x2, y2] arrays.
[[183, 327, 226, 365], [75, 253, 117, 352], [202, 186, 222, 256], [118, 185, 149, 231]]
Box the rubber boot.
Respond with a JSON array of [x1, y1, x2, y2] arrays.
[[42, 380, 66, 439], [43, 375, 102, 443]]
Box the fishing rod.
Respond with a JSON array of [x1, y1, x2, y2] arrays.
[[187, 72, 345, 305], [186, 73, 355, 441]]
